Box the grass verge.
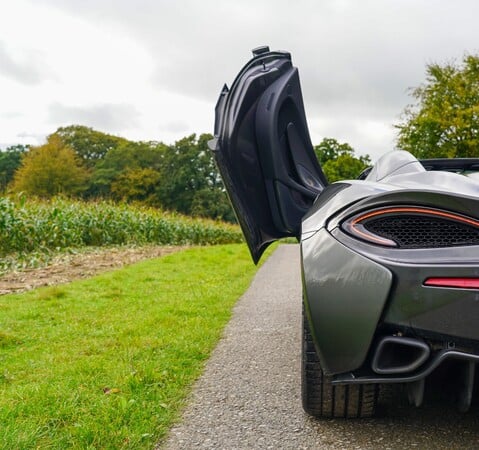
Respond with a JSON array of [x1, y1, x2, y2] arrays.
[[0, 243, 271, 449]]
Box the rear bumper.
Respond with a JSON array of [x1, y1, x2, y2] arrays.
[[302, 227, 479, 376], [333, 227, 479, 343], [333, 347, 479, 385]]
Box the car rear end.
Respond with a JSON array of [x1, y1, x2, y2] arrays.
[[302, 186, 479, 411]]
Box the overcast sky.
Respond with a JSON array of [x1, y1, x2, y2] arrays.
[[1, 1, 479, 161]]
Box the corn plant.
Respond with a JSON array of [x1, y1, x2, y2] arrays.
[[0, 196, 243, 257]]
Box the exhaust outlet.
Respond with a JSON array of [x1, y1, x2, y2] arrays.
[[372, 336, 430, 375]]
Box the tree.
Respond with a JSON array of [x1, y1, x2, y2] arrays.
[[313, 137, 371, 182], [10, 136, 89, 197], [89, 140, 167, 198], [396, 54, 479, 158], [52, 125, 128, 167], [97, 140, 166, 173], [190, 188, 236, 222], [111, 168, 161, 203], [155, 134, 210, 214], [0, 144, 27, 192], [322, 153, 370, 182], [314, 137, 356, 164], [155, 133, 234, 220]]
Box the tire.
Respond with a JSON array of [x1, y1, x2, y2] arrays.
[[301, 305, 379, 418]]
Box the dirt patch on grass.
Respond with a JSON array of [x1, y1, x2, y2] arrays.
[[0, 246, 185, 295]]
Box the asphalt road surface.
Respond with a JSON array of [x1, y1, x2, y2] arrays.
[[161, 245, 479, 449]]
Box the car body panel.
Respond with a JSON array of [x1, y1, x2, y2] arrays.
[[302, 228, 392, 374], [384, 264, 479, 341]]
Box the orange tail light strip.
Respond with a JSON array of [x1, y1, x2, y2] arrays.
[[352, 207, 479, 228], [344, 206, 479, 248], [424, 278, 479, 289], [342, 222, 397, 247]]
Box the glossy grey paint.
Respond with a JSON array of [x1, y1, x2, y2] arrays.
[[383, 263, 479, 340], [301, 180, 396, 235], [332, 229, 479, 340], [366, 150, 425, 182], [301, 228, 392, 375]]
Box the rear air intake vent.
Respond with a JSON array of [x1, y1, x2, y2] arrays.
[[366, 215, 479, 248], [342, 207, 479, 249]]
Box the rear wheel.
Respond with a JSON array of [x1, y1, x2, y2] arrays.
[[301, 306, 378, 418]]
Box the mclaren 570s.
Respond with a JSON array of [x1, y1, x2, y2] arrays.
[[209, 47, 479, 418]]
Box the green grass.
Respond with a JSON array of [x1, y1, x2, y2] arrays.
[[0, 244, 267, 449]]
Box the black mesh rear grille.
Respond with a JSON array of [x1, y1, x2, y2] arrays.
[[364, 215, 479, 248]]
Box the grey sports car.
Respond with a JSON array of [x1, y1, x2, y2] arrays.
[[209, 47, 479, 418]]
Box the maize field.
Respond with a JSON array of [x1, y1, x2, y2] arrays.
[[0, 196, 243, 259]]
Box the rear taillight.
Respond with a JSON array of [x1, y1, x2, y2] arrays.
[[424, 278, 479, 289], [341, 206, 479, 248]]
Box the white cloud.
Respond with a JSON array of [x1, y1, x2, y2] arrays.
[[1, 0, 479, 156], [48, 103, 140, 132], [0, 42, 51, 85]]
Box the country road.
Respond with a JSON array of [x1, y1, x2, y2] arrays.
[[161, 245, 479, 449]]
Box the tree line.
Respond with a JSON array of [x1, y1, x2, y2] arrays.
[[4, 128, 237, 221], [2, 52, 478, 221], [1, 126, 369, 222]]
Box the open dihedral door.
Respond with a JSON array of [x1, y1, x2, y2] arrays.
[[210, 47, 328, 263]]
